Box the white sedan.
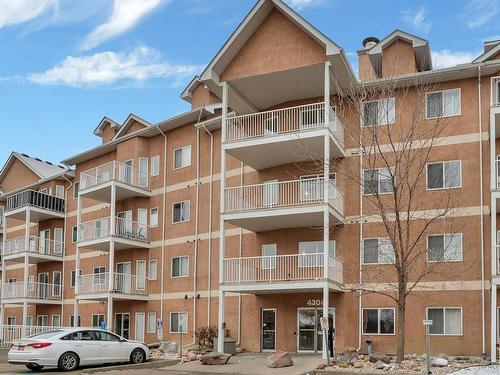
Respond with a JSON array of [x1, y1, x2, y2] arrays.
[[8, 328, 149, 371]]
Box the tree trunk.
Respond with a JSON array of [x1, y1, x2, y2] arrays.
[[396, 293, 406, 363]]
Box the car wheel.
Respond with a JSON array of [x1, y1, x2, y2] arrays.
[[130, 348, 146, 364], [25, 364, 44, 371], [58, 351, 79, 371]]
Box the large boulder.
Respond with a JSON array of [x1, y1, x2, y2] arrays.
[[266, 350, 294, 368], [431, 357, 449, 367], [369, 353, 391, 364], [374, 360, 389, 370], [159, 341, 177, 354], [200, 352, 231, 365]]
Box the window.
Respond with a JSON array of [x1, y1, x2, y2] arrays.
[[173, 145, 191, 169], [363, 238, 395, 264], [73, 182, 79, 199], [363, 168, 393, 195], [363, 98, 395, 126], [150, 207, 158, 228], [149, 260, 158, 280], [72, 225, 78, 243], [53, 271, 62, 297], [93, 266, 106, 285], [71, 269, 82, 288], [170, 312, 188, 333], [70, 315, 82, 327], [92, 314, 105, 328], [137, 260, 147, 290], [52, 315, 61, 327], [54, 228, 63, 253], [148, 312, 157, 333], [362, 308, 395, 335], [172, 256, 189, 277], [37, 315, 49, 326], [61, 330, 94, 341], [427, 308, 462, 335], [55, 185, 65, 199], [151, 156, 160, 176], [427, 234, 463, 262], [93, 331, 121, 341], [7, 316, 16, 326], [427, 161, 461, 190], [261, 244, 277, 269], [426, 88, 461, 118], [298, 240, 335, 267], [172, 201, 190, 223]]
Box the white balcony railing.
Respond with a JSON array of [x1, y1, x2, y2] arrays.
[[77, 272, 148, 296], [78, 216, 149, 243], [224, 177, 343, 216], [225, 102, 344, 147], [0, 325, 73, 347], [492, 76, 500, 106], [2, 281, 62, 301], [5, 189, 65, 214], [3, 236, 63, 258], [223, 253, 343, 284], [79, 160, 150, 192]]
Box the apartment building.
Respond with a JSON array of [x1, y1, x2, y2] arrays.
[[1, 0, 500, 362]]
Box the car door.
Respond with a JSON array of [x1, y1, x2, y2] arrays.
[[93, 330, 129, 362], [62, 330, 101, 365]]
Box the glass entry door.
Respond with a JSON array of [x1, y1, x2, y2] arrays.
[[297, 307, 335, 353], [261, 309, 276, 352], [115, 313, 130, 339]]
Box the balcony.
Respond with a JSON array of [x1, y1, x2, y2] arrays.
[[223, 177, 344, 231], [3, 236, 63, 263], [5, 190, 65, 222], [78, 216, 150, 250], [1, 281, 62, 304], [224, 103, 345, 170], [221, 253, 343, 293], [76, 272, 148, 301], [79, 161, 151, 202]]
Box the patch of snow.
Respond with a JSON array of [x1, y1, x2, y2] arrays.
[[452, 365, 500, 374]]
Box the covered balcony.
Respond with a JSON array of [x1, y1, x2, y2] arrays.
[[1, 281, 62, 304], [76, 272, 148, 301], [78, 216, 150, 250], [4, 189, 65, 221], [224, 102, 345, 170], [3, 236, 63, 263], [221, 252, 343, 293], [223, 177, 344, 231], [79, 160, 151, 202]]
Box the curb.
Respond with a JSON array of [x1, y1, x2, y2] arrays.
[[81, 359, 180, 373]]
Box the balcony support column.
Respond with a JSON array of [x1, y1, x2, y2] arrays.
[[492, 283, 498, 363], [322, 284, 330, 359], [0, 210, 7, 326], [22, 209, 30, 331], [109, 184, 116, 291], [217, 290, 225, 351], [491, 109, 497, 190], [492, 197, 497, 277], [107, 296, 113, 333], [74, 194, 82, 326]]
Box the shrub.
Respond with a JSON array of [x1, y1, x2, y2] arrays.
[[195, 326, 231, 349]]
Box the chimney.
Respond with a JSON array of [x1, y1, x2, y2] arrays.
[[358, 37, 380, 81], [362, 36, 380, 49]]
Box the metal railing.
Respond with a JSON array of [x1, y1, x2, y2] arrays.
[[78, 216, 149, 243], [2, 281, 62, 301], [79, 160, 150, 191], [77, 272, 148, 296], [223, 253, 342, 284], [5, 189, 64, 214], [0, 325, 71, 347], [492, 76, 500, 106], [225, 102, 344, 147], [3, 236, 63, 258], [224, 177, 343, 215]]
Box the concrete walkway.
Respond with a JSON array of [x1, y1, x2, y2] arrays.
[[158, 353, 322, 375]]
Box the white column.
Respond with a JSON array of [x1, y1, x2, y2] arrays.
[[73, 195, 81, 326], [22, 209, 30, 330], [491, 110, 497, 190], [492, 283, 497, 363], [493, 197, 498, 277], [0, 209, 7, 326], [108, 184, 116, 331]]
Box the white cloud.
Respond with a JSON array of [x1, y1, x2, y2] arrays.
[[431, 49, 481, 68], [27, 46, 202, 87], [285, 0, 324, 10], [402, 6, 431, 33], [80, 0, 166, 51], [465, 0, 500, 29], [0, 0, 57, 28]]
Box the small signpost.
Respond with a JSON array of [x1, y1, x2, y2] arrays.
[[320, 316, 329, 366], [423, 320, 433, 375]]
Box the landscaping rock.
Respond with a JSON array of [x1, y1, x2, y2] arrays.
[[336, 355, 355, 365], [266, 350, 293, 368], [159, 341, 177, 354], [437, 353, 449, 360], [186, 351, 197, 361], [317, 363, 327, 370], [370, 353, 391, 364], [353, 361, 364, 368], [375, 360, 388, 370], [432, 357, 449, 367], [342, 346, 358, 355], [200, 352, 231, 365], [338, 363, 349, 368]]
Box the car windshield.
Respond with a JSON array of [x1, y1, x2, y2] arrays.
[[27, 330, 64, 339]]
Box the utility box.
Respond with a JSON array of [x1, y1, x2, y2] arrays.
[[214, 338, 237, 354]]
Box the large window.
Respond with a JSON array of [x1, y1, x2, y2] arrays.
[[172, 201, 190, 223], [298, 240, 335, 267], [362, 308, 395, 335], [261, 244, 277, 269], [148, 312, 157, 333], [363, 238, 395, 264], [69, 315, 81, 327], [171, 256, 189, 278], [427, 233, 462, 262], [52, 271, 62, 297], [149, 260, 158, 280], [427, 307, 462, 335], [72, 226, 78, 243], [173, 145, 191, 170], [170, 312, 188, 333], [363, 168, 393, 195], [73, 182, 79, 199], [150, 207, 158, 228], [363, 98, 395, 126], [93, 266, 106, 285], [70, 269, 82, 288], [92, 314, 105, 328], [426, 89, 461, 118], [427, 161, 461, 190], [151, 155, 160, 176]]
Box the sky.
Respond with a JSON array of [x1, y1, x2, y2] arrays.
[[0, 0, 499, 166]]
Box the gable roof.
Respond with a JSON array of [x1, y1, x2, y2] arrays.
[[93, 116, 121, 137], [112, 113, 151, 140], [473, 41, 500, 63], [367, 29, 432, 77], [0, 152, 69, 185]]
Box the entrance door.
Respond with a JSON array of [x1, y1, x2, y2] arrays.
[[297, 307, 335, 353], [115, 262, 131, 293], [135, 313, 145, 342], [117, 210, 132, 237], [39, 229, 50, 254], [120, 160, 133, 185], [38, 272, 49, 299], [115, 313, 130, 339], [261, 309, 276, 352], [263, 180, 278, 207]]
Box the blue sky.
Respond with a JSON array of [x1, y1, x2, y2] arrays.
[[0, 0, 499, 166]]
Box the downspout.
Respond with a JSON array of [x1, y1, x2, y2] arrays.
[[157, 128, 168, 329], [61, 172, 73, 325], [237, 162, 244, 346], [478, 65, 486, 357], [201, 124, 214, 326], [357, 109, 364, 352], [193, 127, 201, 341]]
